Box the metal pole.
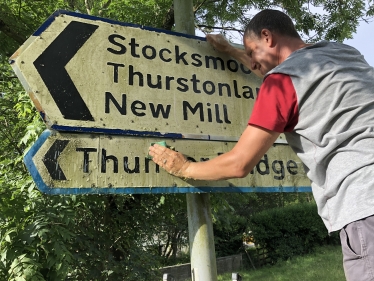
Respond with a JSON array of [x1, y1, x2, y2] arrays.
[[186, 193, 217, 281], [173, 1, 218, 280]]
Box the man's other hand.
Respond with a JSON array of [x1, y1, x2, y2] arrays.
[[206, 34, 232, 53]]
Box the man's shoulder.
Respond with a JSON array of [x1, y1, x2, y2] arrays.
[[266, 41, 361, 79]]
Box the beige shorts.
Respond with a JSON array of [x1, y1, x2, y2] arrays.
[[340, 215, 374, 281]]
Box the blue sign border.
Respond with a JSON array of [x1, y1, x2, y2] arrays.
[[24, 12, 312, 195], [33, 9, 204, 40], [24, 130, 312, 195]]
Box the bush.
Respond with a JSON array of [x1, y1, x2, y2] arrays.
[[249, 203, 340, 263]]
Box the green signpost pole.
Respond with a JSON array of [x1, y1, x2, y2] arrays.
[[173, 1, 218, 280]]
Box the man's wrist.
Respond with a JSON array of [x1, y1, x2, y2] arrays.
[[180, 161, 192, 180]]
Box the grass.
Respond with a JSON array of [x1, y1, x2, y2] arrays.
[[217, 245, 345, 281]]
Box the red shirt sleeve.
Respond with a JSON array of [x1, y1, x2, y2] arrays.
[[248, 73, 299, 133]]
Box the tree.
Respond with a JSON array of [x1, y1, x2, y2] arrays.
[[194, 0, 374, 43], [0, 0, 373, 280]]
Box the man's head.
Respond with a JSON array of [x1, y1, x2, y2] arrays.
[[245, 9, 301, 40], [243, 9, 302, 76]]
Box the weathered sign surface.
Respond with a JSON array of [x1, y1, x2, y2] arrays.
[[25, 130, 311, 194], [14, 10, 311, 194], [10, 10, 263, 141]]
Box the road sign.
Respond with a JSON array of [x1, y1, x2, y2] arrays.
[[25, 130, 311, 194], [10, 10, 263, 142]]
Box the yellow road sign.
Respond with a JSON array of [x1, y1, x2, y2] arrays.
[[10, 10, 262, 141], [25, 130, 310, 194]]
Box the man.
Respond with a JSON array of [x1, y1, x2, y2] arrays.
[[148, 9, 374, 280]]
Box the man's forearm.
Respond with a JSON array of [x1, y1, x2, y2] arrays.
[[183, 149, 255, 181]]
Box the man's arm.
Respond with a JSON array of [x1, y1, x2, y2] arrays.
[[148, 125, 280, 181], [206, 34, 262, 78]]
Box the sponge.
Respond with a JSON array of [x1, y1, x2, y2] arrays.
[[147, 141, 167, 159]]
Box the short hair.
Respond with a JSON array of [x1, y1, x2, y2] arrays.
[[245, 9, 300, 39]]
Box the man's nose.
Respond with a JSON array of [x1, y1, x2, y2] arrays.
[[251, 61, 257, 70]]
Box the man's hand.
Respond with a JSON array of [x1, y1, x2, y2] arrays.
[[206, 34, 262, 78], [148, 144, 191, 178], [206, 34, 232, 53]]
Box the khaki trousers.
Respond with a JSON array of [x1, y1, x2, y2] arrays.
[[340, 215, 374, 281]]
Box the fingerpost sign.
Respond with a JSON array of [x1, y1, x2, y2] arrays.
[[11, 10, 311, 194]]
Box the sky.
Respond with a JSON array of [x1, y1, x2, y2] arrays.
[[344, 20, 374, 66], [197, 15, 374, 67]]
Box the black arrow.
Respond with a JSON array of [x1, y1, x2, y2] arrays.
[[34, 21, 98, 121], [42, 139, 69, 180]]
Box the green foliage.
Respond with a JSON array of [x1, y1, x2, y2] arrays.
[[0, 0, 368, 279], [0, 58, 184, 280], [195, 0, 370, 43], [249, 203, 340, 263], [212, 194, 248, 257], [0, 179, 188, 280], [211, 192, 313, 257], [218, 245, 345, 281], [102, 0, 173, 28]]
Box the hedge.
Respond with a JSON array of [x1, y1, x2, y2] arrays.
[[248, 203, 340, 263]]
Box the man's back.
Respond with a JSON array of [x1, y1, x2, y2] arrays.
[[267, 41, 374, 232]]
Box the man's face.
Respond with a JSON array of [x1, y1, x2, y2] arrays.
[[243, 31, 278, 76]]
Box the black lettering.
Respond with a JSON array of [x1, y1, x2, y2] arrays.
[[105, 92, 126, 115], [159, 48, 172, 62], [272, 160, 285, 180], [215, 104, 223, 123], [124, 156, 140, 173], [190, 74, 201, 93], [218, 83, 231, 97], [223, 104, 231, 124], [177, 77, 189, 92], [205, 56, 224, 70], [207, 103, 212, 122], [145, 157, 150, 173], [129, 38, 140, 58], [129, 65, 144, 86], [101, 149, 118, 173], [227, 59, 239, 72], [191, 53, 202, 67], [165, 76, 175, 90], [107, 34, 126, 54], [107, 62, 124, 83], [145, 157, 159, 173], [202, 81, 215, 95], [200, 157, 210, 161], [187, 157, 197, 162], [240, 63, 251, 74], [256, 154, 269, 175], [183, 101, 204, 121], [147, 74, 162, 89], [175, 46, 188, 65], [233, 80, 241, 98], [142, 45, 156, 59], [287, 160, 298, 175], [242, 86, 254, 99], [76, 148, 97, 173], [131, 100, 146, 116], [149, 103, 171, 118]]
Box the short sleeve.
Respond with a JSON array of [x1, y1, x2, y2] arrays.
[[248, 73, 299, 133]]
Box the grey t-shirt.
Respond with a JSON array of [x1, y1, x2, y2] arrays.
[[267, 41, 374, 232]]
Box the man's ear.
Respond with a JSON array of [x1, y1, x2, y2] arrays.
[[261, 29, 275, 47]]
